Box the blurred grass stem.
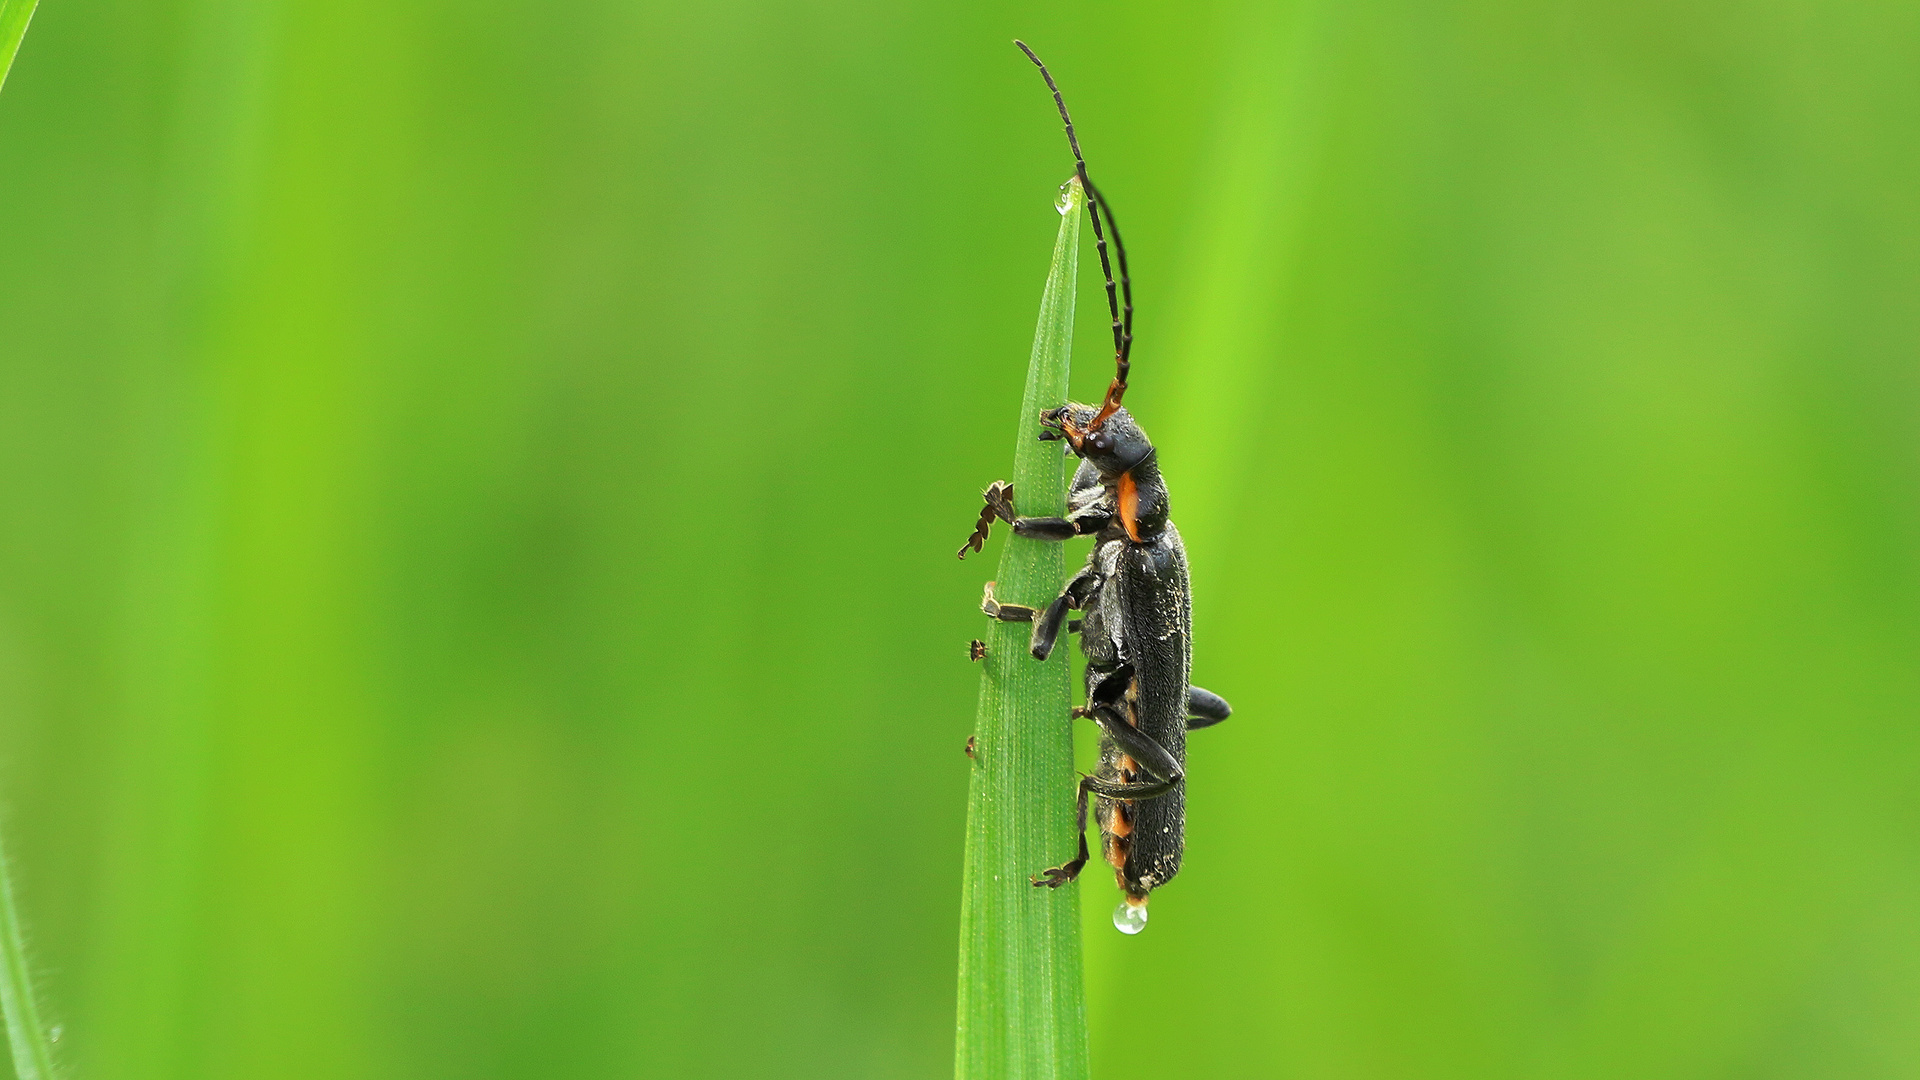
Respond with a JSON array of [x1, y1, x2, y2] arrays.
[[0, 841, 55, 1080], [0, 6, 57, 1077], [0, 0, 38, 96], [954, 177, 1090, 1080]]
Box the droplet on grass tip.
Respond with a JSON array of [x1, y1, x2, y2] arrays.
[[1056, 181, 1076, 215], [1113, 899, 1148, 935]]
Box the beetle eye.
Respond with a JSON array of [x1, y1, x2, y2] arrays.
[[1088, 433, 1112, 453]]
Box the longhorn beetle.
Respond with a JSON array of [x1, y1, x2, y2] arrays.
[[958, 41, 1233, 935]]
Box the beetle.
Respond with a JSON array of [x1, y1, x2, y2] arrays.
[[958, 41, 1233, 934]]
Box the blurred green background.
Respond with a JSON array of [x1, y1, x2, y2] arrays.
[[2, 0, 1918, 1076]]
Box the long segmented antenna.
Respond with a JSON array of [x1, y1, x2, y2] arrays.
[[1015, 40, 1132, 431], [1084, 175, 1132, 405]]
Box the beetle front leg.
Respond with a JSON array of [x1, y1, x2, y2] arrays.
[[957, 482, 1013, 558], [956, 481, 1106, 559], [1031, 776, 1094, 888], [1186, 686, 1233, 730], [1011, 516, 1083, 541]]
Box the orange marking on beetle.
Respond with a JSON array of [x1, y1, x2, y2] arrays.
[[1058, 415, 1087, 450], [1110, 802, 1132, 837], [1090, 380, 1126, 431], [1105, 834, 1128, 871], [1116, 470, 1142, 541]]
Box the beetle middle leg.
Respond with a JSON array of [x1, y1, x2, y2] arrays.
[[984, 574, 1097, 663], [981, 581, 1038, 622], [1029, 565, 1101, 661]]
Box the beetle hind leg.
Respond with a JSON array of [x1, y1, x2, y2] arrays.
[[1031, 776, 1094, 889], [1186, 686, 1233, 730], [1080, 705, 1184, 800]]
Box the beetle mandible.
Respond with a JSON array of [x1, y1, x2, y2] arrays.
[[958, 41, 1233, 935]]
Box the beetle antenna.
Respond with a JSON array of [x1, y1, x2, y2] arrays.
[[1015, 40, 1131, 429], [1084, 176, 1132, 416]]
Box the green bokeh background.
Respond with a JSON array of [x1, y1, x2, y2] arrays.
[[3, 0, 1918, 1077]]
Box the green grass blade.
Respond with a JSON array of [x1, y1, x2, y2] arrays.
[[0, 0, 38, 96], [0, 839, 56, 1080], [954, 176, 1089, 1080], [0, 7, 58, 1078]]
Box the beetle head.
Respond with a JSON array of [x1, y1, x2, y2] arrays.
[[1041, 403, 1153, 476]]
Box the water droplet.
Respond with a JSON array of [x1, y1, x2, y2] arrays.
[[1112, 899, 1148, 935], [1055, 181, 1077, 215], [48, 1025, 62, 1043]]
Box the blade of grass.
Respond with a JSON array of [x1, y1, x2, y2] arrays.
[[0, 9, 58, 1079], [954, 176, 1089, 1080], [0, 839, 55, 1080], [0, 0, 38, 97]]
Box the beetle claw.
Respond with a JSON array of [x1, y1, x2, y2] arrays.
[[984, 480, 1017, 523], [1031, 855, 1088, 889]]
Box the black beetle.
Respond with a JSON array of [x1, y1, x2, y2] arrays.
[[958, 42, 1233, 934]]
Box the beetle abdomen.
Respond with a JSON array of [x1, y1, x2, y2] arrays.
[[1089, 524, 1192, 898]]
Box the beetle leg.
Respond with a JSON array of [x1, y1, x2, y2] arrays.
[[1010, 516, 1082, 540], [1085, 774, 1180, 800], [957, 481, 1018, 558], [958, 479, 1110, 558], [1030, 593, 1075, 658], [1030, 566, 1101, 661], [986, 477, 1101, 540], [1081, 705, 1183, 800], [980, 581, 1038, 622], [1031, 775, 1094, 888], [1186, 686, 1232, 730]]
